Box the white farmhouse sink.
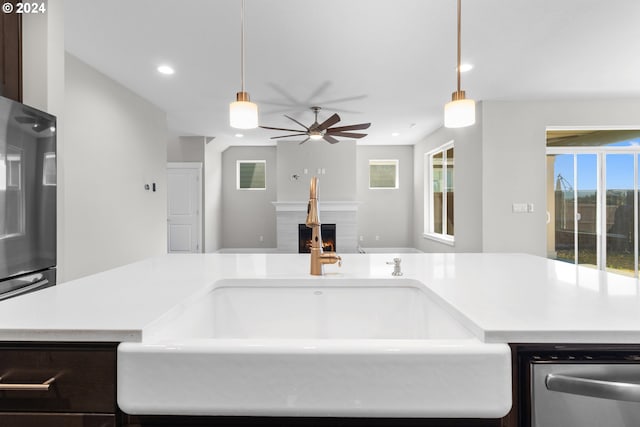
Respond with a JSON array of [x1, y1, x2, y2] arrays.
[[118, 278, 511, 418]]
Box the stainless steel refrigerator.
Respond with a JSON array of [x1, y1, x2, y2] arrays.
[[0, 96, 56, 300]]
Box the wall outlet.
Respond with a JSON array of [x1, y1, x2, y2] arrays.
[[375, 235, 380, 241], [359, 235, 364, 241], [259, 235, 264, 242]]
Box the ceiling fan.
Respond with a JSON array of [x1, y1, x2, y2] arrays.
[[260, 106, 371, 145]]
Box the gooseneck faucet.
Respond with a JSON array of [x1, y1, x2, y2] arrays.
[[305, 177, 341, 275]]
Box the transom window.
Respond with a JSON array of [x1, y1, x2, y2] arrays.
[[369, 159, 399, 189], [236, 160, 266, 190]]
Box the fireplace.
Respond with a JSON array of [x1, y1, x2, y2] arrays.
[[298, 224, 336, 253], [273, 201, 358, 253]]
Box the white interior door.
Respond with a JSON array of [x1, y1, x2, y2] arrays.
[[167, 163, 202, 253]]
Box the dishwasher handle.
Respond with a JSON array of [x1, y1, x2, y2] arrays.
[[546, 373, 640, 402]]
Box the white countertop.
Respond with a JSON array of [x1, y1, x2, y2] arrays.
[[0, 253, 639, 343]]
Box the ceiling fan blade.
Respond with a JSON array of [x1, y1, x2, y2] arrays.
[[326, 132, 367, 139], [326, 123, 371, 132], [298, 137, 311, 145], [284, 115, 310, 131], [316, 113, 341, 132], [304, 80, 331, 104], [323, 135, 340, 144], [270, 133, 308, 139], [260, 125, 306, 133], [316, 94, 368, 105]]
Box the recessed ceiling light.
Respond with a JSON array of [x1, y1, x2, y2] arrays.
[[458, 63, 473, 73], [392, 132, 400, 137], [157, 65, 175, 75], [235, 133, 244, 138]]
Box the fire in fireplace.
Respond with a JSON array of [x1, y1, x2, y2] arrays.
[[298, 224, 336, 253]]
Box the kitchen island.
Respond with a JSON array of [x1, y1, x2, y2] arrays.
[[1, 253, 639, 426]]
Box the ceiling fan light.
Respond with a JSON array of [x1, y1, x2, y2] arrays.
[[230, 92, 258, 129], [444, 97, 475, 128], [309, 133, 323, 140]]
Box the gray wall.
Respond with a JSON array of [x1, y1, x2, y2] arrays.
[[482, 99, 640, 256], [220, 142, 412, 249], [204, 139, 222, 252], [356, 145, 414, 248], [167, 136, 205, 162], [64, 54, 168, 280], [222, 146, 277, 248], [277, 140, 356, 201], [413, 103, 484, 253]]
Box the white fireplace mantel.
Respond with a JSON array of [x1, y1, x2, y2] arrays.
[[272, 201, 360, 253], [272, 201, 361, 212]]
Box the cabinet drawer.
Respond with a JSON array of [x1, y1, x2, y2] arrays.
[[0, 412, 115, 427], [0, 344, 116, 413]]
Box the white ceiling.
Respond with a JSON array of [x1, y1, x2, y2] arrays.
[[64, 0, 640, 147]]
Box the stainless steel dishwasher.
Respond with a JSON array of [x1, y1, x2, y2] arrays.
[[531, 354, 640, 427]]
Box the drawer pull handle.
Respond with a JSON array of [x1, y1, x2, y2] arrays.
[[0, 376, 56, 391]]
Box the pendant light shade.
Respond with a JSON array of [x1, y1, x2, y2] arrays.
[[230, 91, 258, 129], [230, 0, 258, 129], [444, 92, 475, 128], [444, 0, 475, 128]]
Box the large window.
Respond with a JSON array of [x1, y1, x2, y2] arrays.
[[236, 160, 266, 190], [547, 129, 640, 278], [424, 141, 454, 244], [369, 159, 398, 189]]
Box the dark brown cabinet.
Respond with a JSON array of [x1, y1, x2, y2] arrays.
[[0, 0, 22, 101], [121, 415, 503, 427], [0, 342, 118, 427], [0, 413, 115, 427]]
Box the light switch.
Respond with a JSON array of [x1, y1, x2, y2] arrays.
[[527, 203, 534, 213], [512, 203, 528, 213]]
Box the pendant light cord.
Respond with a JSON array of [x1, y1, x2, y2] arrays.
[[456, 0, 461, 94], [241, 0, 246, 93]]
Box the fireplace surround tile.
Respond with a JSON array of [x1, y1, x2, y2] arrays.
[[273, 202, 359, 253]]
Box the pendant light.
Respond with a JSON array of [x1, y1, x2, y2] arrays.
[[229, 0, 258, 129], [444, 0, 475, 128]]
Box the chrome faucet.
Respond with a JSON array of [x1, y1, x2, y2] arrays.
[[386, 258, 403, 276], [305, 176, 341, 275]]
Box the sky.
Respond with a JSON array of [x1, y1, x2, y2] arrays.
[[553, 139, 640, 192]]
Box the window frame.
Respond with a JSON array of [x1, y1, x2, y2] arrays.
[[236, 160, 267, 191], [368, 159, 399, 190], [547, 144, 640, 277], [424, 141, 455, 245]]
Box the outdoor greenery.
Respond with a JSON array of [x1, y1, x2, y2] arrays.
[[556, 250, 636, 277]]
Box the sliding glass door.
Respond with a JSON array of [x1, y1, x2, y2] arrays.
[[550, 153, 598, 269], [605, 154, 635, 276], [547, 147, 640, 277]]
